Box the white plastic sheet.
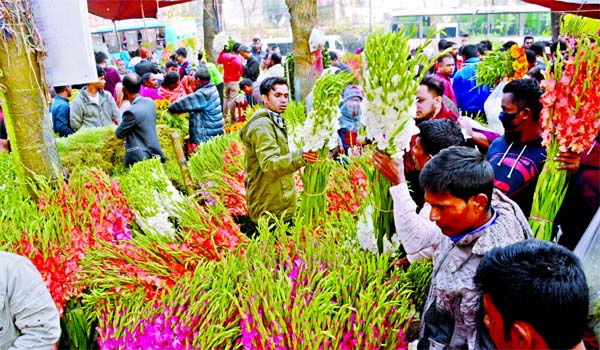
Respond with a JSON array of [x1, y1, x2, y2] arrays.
[[30, 0, 97, 86]]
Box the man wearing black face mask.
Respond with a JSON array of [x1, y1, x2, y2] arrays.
[[485, 79, 579, 217]]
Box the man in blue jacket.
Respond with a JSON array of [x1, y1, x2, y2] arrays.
[[453, 44, 490, 119], [51, 85, 74, 137], [168, 67, 224, 155], [115, 74, 165, 166]]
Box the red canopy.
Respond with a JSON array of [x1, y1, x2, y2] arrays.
[[522, 0, 600, 19], [87, 0, 193, 21]]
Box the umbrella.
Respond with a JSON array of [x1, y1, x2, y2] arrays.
[[87, 0, 194, 50], [521, 0, 600, 19], [87, 0, 193, 21]]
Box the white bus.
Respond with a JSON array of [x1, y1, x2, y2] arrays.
[[389, 4, 551, 43]]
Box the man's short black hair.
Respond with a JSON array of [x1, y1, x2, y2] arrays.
[[437, 39, 448, 51], [419, 146, 494, 209], [461, 44, 478, 59], [530, 41, 546, 56], [525, 49, 536, 65], [239, 78, 253, 89], [141, 72, 153, 85], [480, 40, 493, 51], [94, 51, 109, 65], [477, 43, 487, 56], [523, 35, 534, 43], [194, 67, 210, 81], [122, 73, 141, 94], [270, 52, 282, 65], [329, 51, 339, 61], [260, 77, 287, 96], [502, 40, 518, 50], [53, 85, 69, 94], [96, 65, 105, 78], [175, 47, 187, 58], [420, 74, 444, 97], [475, 240, 589, 350], [165, 61, 178, 70], [503, 78, 543, 121], [418, 119, 465, 156], [550, 39, 568, 54], [162, 71, 180, 87], [436, 53, 453, 64], [197, 51, 203, 61]]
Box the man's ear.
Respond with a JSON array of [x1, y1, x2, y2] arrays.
[[519, 107, 532, 122], [509, 321, 547, 349], [469, 193, 489, 212]]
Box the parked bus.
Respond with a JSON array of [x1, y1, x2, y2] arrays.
[[90, 17, 197, 59], [389, 4, 551, 45], [263, 35, 345, 56]]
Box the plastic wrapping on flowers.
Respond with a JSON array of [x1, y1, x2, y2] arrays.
[[119, 158, 184, 237], [362, 30, 430, 253]]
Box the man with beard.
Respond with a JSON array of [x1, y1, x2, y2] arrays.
[[486, 79, 579, 217]]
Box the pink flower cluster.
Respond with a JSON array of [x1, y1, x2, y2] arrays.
[[540, 47, 600, 153], [97, 303, 199, 350], [11, 172, 133, 315]]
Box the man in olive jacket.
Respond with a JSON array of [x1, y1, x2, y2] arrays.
[[240, 77, 317, 233]]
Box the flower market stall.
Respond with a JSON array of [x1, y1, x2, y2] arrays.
[[0, 23, 599, 349]]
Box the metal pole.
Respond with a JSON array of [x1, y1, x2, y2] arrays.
[[113, 20, 121, 51], [369, 0, 373, 33]]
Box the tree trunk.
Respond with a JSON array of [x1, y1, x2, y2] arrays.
[[0, 0, 62, 185], [551, 12, 561, 42], [203, 0, 221, 63], [286, 0, 318, 102]]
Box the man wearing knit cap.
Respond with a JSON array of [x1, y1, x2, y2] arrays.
[[338, 85, 365, 154], [239, 44, 260, 83]]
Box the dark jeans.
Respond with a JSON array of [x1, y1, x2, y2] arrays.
[[216, 82, 224, 113]]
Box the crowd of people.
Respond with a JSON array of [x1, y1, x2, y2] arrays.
[[0, 31, 598, 350]]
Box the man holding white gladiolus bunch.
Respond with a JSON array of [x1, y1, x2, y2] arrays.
[[360, 31, 432, 253], [240, 77, 318, 236]]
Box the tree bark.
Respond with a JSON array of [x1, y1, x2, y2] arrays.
[[551, 12, 561, 42], [203, 0, 221, 63], [286, 0, 318, 102], [0, 0, 62, 185]]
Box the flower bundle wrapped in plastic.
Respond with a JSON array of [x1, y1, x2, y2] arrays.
[[299, 70, 353, 225], [476, 44, 528, 87], [530, 35, 600, 240], [119, 159, 184, 237], [362, 30, 430, 253]]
